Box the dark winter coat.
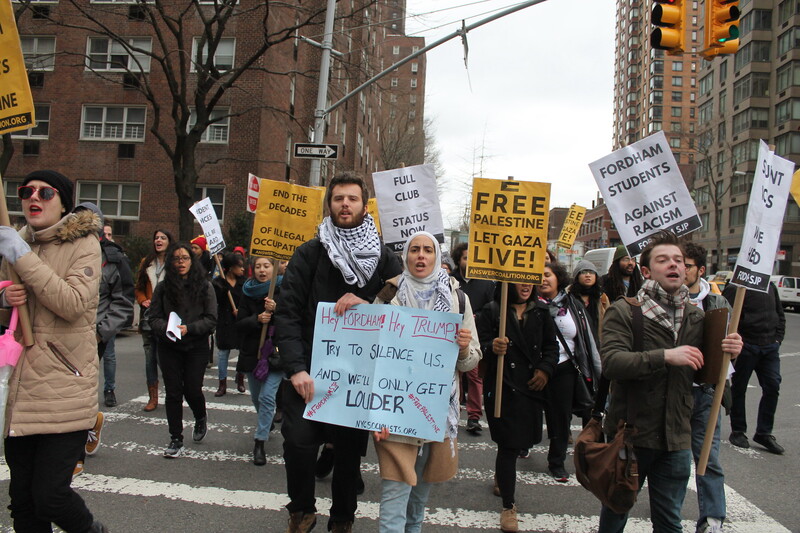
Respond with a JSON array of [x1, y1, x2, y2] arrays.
[[212, 276, 244, 350], [149, 280, 217, 353], [235, 286, 281, 374], [723, 283, 785, 345], [96, 238, 134, 343]]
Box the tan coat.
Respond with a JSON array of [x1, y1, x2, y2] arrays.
[[372, 275, 481, 485], [1, 210, 102, 437]]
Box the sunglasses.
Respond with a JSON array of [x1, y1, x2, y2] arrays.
[[18, 185, 59, 201]]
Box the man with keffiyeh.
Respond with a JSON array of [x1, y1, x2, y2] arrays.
[[275, 172, 402, 533], [597, 232, 742, 533]]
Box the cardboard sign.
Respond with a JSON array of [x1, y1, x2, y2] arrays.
[[0, 0, 36, 134], [250, 179, 324, 260], [557, 204, 586, 249], [246, 173, 260, 213], [731, 141, 795, 292], [589, 131, 702, 256], [466, 178, 550, 284], [189, 198, 225, 254], [305, 303, 461, 441], [372, 164, 444, 252], [367, 197, 382, 236]]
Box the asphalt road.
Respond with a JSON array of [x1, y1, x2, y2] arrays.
[[1, 314, 799, 533]]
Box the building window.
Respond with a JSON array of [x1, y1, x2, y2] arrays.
[[19, 36, 55, 71], [672, 61, 683, 71], [2, 178, 23, 215], [776, 99, 800, 124], [669, 137, 681, 148], [411, 62, 418, 74], [733, 73, 770, 105], [87, 37, 152, 71], [698, 100, 713, 124], [390, 78, 398, 87], [719, 89, 727, 113], [672, 76, 683, 86], [777, 61, 800, 91], [732, 139, 760, 163], [729, 204, 748, 226], [672, 91, 683, 102], [81, 106, 146, 141], [671, 106, 682, 117], [778, 27, 800, 56], [775, 131, 800, 155], [740, 9, 773, 38], [188, 107, 230, 143], [410, 94, 417, 104], [191, 37, 235, 71], [11, 104, 50, 139], [695, 185, 710, 204], [719, 59, 728, 80], [356, 131, 363, 157], [699, 212, 710, 229], [77, 182, 141, 219], [410, 79, 417, 88], [193, 186, 225, 220], [392, 45, 400, 55], [731, 172, 754, 195]]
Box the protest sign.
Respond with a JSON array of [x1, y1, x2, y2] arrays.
[[367, 197, 382, 236], [466, 178, 550, 284], [372, 164, 444, 252], [0, 0, 36, 135], [731, 141, 795, 292], [189, 198, 225, 254], [305, 303, 461, 442], [246, 173, 260, 213], [249, 179, 324, 260], [557, 204, 586, 249], [589, 131, 701, 256]]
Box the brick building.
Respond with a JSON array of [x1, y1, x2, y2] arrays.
[[575, 193, 622, 251]]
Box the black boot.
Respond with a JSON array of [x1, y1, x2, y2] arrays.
[[253, 439, 266, 466], [89, 520, 109, 533]]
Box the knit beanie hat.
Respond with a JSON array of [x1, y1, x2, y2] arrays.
[[613, 244, 629, 263], [191, 235, 208, 251], [573, 259, 599, 277], [23, 169, 74, 213]]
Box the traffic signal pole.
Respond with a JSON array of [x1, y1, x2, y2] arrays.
[[308, 0, 549, 187]]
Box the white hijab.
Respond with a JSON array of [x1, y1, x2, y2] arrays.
[[396, 231, 452, 312]]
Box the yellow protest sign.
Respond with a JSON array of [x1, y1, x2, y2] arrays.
[[367, 197, 382, 236], [791, 168, 800, 208], [466, 178, 550, 284], [556, 204, 586, 249], [250, 180, 325, 260], [0, 0, 36, 134]]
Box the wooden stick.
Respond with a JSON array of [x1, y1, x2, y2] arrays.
[[494, 282, 508, 418], [697, 285, 745, 476], [214, 253, 237, 312], [258, 258, 280, 353], [0, 171, 34, 346]]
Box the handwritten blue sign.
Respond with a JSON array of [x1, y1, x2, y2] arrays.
[[304, 302, 461, 442]]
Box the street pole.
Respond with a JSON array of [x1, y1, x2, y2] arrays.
[[309, 0, 338, 188]]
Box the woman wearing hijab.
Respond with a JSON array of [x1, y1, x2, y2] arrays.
[[372, 231, 481, 533]]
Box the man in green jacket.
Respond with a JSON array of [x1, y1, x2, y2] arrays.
[[598, 232, 742, 533]]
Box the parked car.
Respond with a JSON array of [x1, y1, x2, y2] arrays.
[[770, 275, 800, 310]]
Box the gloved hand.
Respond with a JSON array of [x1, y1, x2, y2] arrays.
[[0, 226, 31, 264]]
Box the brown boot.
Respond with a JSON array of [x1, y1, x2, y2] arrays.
[[214, 379, 227, 397], [236, 372, 246, 393], [500, 505, 518, 532], [285, 511, 316, 533], [330, 522, 352, 533], [143, 382, 158, 412]]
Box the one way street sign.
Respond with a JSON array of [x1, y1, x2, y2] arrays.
[[293, 143, 339, 159]]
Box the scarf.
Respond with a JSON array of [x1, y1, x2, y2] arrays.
[[541, 289, 569, 319], [243, 276, 282, 299], [638, 279, 689, 342], [396, 231, 452, 313], [318, 213, 381, 288]]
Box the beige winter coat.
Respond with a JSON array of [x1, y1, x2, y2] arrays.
[[1, 210, 102, 437]]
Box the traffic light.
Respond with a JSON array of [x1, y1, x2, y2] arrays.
[[651, 0, 686, 55], [702, 0, 740, 58]]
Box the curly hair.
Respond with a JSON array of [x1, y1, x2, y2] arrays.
[[545, 261, 571, 291], [162, 243, 209, 308]]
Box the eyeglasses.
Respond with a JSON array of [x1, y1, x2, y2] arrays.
[[685, 263, 697, 269], [579, 270, 595, 276], [172, 255, 192, 263], [18, 185, 59, 201]]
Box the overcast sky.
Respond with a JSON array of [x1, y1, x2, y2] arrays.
[[403, 0, 616, 227]]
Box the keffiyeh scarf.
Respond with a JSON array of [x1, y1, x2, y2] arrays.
[[318, 214, 381, 288], [638, 279, 689, 342]]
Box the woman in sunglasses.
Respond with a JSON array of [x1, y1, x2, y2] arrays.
[[148, 242, 217, 458], [537, 262, 602, 484], [0, 170, 109, 531]]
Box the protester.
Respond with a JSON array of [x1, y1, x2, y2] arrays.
[[0, 169, 109, 532], [236, 257, 283, 466], [275, 171, 402, 533], [212, 252, 245, 397], [148, 242, 217, 458], [537, 262, 601, 482], [135, 228, 174, 412], [598, 231, 742, 532], [450, 242, 495, 435], [723, 279, 786, 454], [602, 244, 643, 301], [371, 231, 481, 532], [683, 242, 731, 533], [477, 282, 558, 532], [568, 259, 610, 344], [191, 234, 214, 279]]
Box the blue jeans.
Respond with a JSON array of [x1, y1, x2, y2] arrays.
[[730, 342, 781, 435], [691, 385, 725, 529], [598, 448, 692, 533], [246, 370, 284, 440], [102, 337, 116, 392], [217, 348, 232, 380], [142, 331, 160, 386], [379, 443, 432, 533]]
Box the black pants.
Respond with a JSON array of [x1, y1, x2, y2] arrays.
[[545, 361, 582, 470], [157, 340, 209, 440], [281, 381, 368, 527], [5, 431, 94, 533], [495, 446, 518, 509]]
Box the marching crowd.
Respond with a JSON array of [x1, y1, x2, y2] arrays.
[[0, 169, 788, 533]]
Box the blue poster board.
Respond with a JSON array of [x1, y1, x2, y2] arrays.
[[304, 302, 461, 442]]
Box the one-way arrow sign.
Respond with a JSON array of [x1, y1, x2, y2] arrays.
[[293, 143, 339, 159]]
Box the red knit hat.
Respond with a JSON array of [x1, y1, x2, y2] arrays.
[[191, 235, 208, 251]]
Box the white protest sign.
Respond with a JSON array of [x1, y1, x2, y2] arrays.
[[189, 197, 225, 254], [589, 131, 702, 256], [246, 173, 260, 213], [731, 141, 795, 292], [372, 164, 444, 252], [305, 302, 460, 442]]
